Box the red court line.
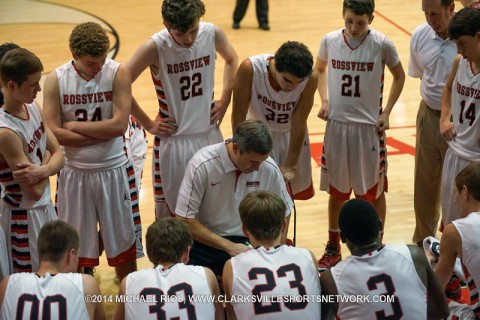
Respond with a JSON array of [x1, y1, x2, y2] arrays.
[[374, 10, 412, 37]]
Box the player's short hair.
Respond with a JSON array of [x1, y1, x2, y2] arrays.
[[162, 0, 206, 33], [448, 7, 480, 40], [343, 0, 375, 16], [146, 218, 193, 265], [37, 220, 80, 264], [232, 120, 272, 155], [0, 43, 20, 105], [69, 22, 110, 58], [275, 41, 313, 79], [339, 199, 381, 246], [0, 43, 20, 60], [440, 0, 454, 7], [239, 191, 286, 241], [0, 48, 43, 87], [455, 162, 480, 201]]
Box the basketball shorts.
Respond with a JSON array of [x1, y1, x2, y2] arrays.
[[56, 162, 143, 267], [271, 129, 314, 200], [441, 149, 472, 226], [153, 125, 222, 219], [0, 202, 57, 273], [320, 120, 387, 201]]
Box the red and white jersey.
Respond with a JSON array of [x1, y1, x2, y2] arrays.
[[0, 103, 51, 208], [449, 58, 480, 161], [55, 59, 127, 170], [453, 212, 480, 314], [125, 263, 215, 320], [318, 28, 400, 124], [247, 54, 309, 132], [230, 245, 321, 319], [151, 22, 216, 136], [331, 244, 427, 319], [0, 272, 89, 320], [175, 141, 293, 236]]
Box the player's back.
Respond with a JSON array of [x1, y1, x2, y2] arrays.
[[1, 272, 89, 320], [125, 263, 215, 319], [231, 245, 321, 319], [331, 244, 427, 319]]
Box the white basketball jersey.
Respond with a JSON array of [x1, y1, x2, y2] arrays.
[[151, 22, 216, 135], [0, 272, 89, 320], [449, 58, 480, 161], [247, 54, 309, 132], [231, 245, 321, 319], [331, 244, 427, 319], [453, 212, 480, 315], [56, 59, 127, 170], [319, 29, 400, 124], [125, 263, 215, 319], [0, 103, 51, 208]]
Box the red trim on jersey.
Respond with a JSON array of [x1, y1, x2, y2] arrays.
[[3, 104, 30, 120], [342, 29, 370, 51]]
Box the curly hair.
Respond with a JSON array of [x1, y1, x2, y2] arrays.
[[275, 41, 313, 79], [69, 22, 110, 57], [162, 0, 206, 33], [339, 199, 381, 246]]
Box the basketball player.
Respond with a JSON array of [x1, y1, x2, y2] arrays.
[[440, 7, 480, 227], [43, 22, 142, 281], [434, 162, 480, 319], [232, 41, 317, 200], [0, 220, 104, 320], [223, 190, 320, 320], [0, 48, 64, 273], [0, 42, 21, 280], [314, 0, 405, 271], [408, 0, 456, 246], [175, 120, 293, 277], [113, 218, 224, 320], [321, 199, 448, 319], [124, 0, 238, 220]]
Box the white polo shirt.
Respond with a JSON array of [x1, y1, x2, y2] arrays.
[[408, 22, 457, 110], [176, 141, 293, 237]]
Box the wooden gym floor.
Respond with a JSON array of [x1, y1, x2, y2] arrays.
[[2, 0, 452, 317]]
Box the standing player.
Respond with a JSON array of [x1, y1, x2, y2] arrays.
[[0, 220, 104, 320], [43, 22, 142, 281], [440, 7, 480, 227], [223, 190, 320, 320], [320, 199, 448, 319], [175, 120, 293, 278], [0, 48, 64, 273], [314, 0, 405, 271], [434, 162, 480, 319], [408, 0, 456, 246], [113, 218, 224, 320], [0, 42, 21, 280], [232, 41, 317, 200], [125, 0, 238, 219]]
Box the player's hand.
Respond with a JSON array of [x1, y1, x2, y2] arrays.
[[13, 162, 47, 184], [440, 119, 456, 141], [210, 100, 229, 125], [149, 114, 177, 137], [227, 242, 251, 257], [318, 103, 329, 121], [376, 113, 390, 132], [280, 166, 296, 182]]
